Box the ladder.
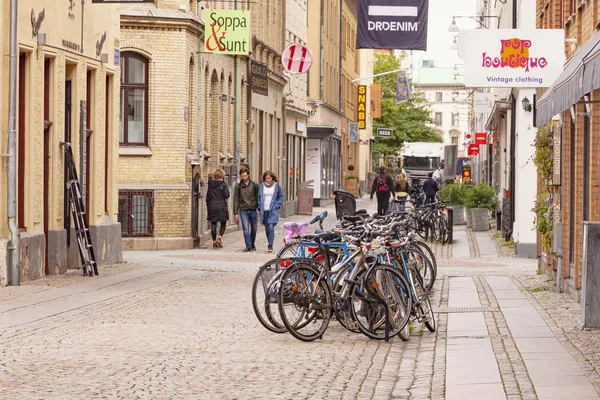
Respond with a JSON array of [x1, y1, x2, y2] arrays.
[[61, 142, 98, 277]]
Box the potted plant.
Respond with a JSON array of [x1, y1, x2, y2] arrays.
[[464, 182, 498, 231], [439, 183, 466, 225], [345, 165, 360, 197]]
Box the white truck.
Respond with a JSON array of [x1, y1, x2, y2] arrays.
[[400, 142, 447, 182]]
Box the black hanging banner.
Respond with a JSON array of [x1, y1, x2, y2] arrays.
[[356, 0, 429, 51]]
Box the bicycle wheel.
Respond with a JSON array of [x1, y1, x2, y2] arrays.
[[277, 240, 302, 257], [414, 241, 437, 279], [350, 264, 412, 340], [434, 216, 448, 245], [278, 263, 332, 342], [401, 247, 435, 294], [412, 267, 436, 333], [251, 264, 287, 333]]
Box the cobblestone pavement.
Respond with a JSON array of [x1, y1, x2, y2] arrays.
[[1, 198, 599, 399]]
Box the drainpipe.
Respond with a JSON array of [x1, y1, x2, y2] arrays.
[[234, 0, 241, 180], [197, 30, 204, 157], [319, 0, 324, 99], [509, 0, 517, 238], [7, 0, 20, 285]]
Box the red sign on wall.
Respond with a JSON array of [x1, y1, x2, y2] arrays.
[[475, 132, 487, 145], [468, 144, 480, 156]]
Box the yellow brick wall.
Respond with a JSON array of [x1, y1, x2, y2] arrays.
[[153, 189, 191, 237]]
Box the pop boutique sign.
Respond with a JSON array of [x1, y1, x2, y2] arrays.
[[204, 10, 251, 55], [461, 29, 564, 88]]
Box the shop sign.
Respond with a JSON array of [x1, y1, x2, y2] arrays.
[[475, 132, 487, 145], [357, 85, 367, 129], [357, 0, 429, 50], [250, 61, 268, 96], [462, 29, 564, 88], [377, 128, 393, 137], [204, 10, 250, 55], [467, 144, 480, 156], [282, 44, 313, 74], [474, 93, 495, 114], [349, 122, 359, 142], [552, 125, 562, 185]]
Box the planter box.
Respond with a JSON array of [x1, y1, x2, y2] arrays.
[[471, 208, 490, 231], [465, 208, 473, 229], [450, 205, 465, 225]]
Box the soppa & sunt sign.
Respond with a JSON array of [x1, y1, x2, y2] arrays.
[[461, 29, 564, 88], [204, 10, 251, 55]]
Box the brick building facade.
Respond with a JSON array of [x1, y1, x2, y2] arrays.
[[536, 0, 600, 298], [0, 0, 122, 285]]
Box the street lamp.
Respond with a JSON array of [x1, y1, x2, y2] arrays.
[[450, 36, 458, 50], [522, 96, 532, 112], [448, 17, 459, 33]]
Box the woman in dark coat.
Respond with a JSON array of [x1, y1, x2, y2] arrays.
[[206, 169, 230, 249]]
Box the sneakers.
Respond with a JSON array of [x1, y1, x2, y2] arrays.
[[268, 247, 273, 254]]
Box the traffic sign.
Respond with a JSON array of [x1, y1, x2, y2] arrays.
[[282, 44, 313, 74], [377, 127, 393, 137]]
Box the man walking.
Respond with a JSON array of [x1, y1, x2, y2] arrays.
[[423, 172, 439, 204], [233, 167, 259, 252], [370, 167, 396, 215]]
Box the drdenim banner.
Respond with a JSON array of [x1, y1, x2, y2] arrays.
[[356, 0, 429, 50]]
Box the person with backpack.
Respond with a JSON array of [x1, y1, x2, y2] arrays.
[[370, 167, 396, 215], [394, 173, 414, 212]]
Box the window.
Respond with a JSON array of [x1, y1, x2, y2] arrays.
[[435, 112, 443, 126], [118, 190, 154, 236], [435, 92, 443, 102], [451, 136, 459, 145], [452, 91, 459, 101], [120, 52, 148, 145], [452, 112, 459, 126]]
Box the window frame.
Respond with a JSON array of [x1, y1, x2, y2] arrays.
[[120, 52, 149, 146], [435, 92, 443, 102], [435, 112, 443, 126], [118, 190, 154, 237]]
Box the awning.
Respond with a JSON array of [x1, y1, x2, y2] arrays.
[[536, 31, 600, 126], [485, 100, 510, 131]]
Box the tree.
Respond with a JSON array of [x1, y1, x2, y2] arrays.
[[372, 53, 442, 157]]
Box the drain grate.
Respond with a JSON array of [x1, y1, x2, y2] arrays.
[[433, 306, 499, 313]]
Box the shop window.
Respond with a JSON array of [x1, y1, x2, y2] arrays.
[[120, 52, 148, 145], [118, 190, 154, 236]]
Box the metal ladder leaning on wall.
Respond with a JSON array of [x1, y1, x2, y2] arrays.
[[60, 142, 98, 277]]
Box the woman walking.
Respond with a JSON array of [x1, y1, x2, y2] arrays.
[[395, 173, 413, 212], [206, 169, 230, 249], [258, 171, 284, 253]]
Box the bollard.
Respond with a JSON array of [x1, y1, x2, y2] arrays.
[[447, 207, 454, 244]]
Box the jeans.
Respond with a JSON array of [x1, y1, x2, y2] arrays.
[[425, 194, 436, 204], [239, 209, 257, 249], [262, 210, 276, 248], [399, 196, 407, 212], [376, 193, 391, 215]]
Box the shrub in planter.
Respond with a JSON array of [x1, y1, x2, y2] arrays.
[[439, 184, 466, 225], [464, 182, 498, 231]]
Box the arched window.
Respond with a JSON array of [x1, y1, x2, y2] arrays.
[[120, 52, 148, 145]]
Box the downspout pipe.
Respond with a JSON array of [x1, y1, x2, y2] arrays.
[[234, 0, 241, 183], [7, 0, 20, 285], [509, 0, 517, 237]]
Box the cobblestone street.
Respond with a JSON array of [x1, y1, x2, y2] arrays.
[[1, 198, 599, 399]]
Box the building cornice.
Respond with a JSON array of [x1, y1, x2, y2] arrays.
[[121, 11, 203, 35]]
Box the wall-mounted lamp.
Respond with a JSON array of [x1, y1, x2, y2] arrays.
[[448, 18, 459, 33], [522, 96, 532, 112]]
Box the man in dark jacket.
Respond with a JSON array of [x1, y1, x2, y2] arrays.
[[233, 167, 259, 252], [423, 172, 439, 204], [370, 167, 396, 215]]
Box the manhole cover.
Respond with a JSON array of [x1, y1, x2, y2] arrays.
[[433, 306, 499, 313]]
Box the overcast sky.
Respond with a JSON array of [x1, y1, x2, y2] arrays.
[[412, 0, 478, 68]]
